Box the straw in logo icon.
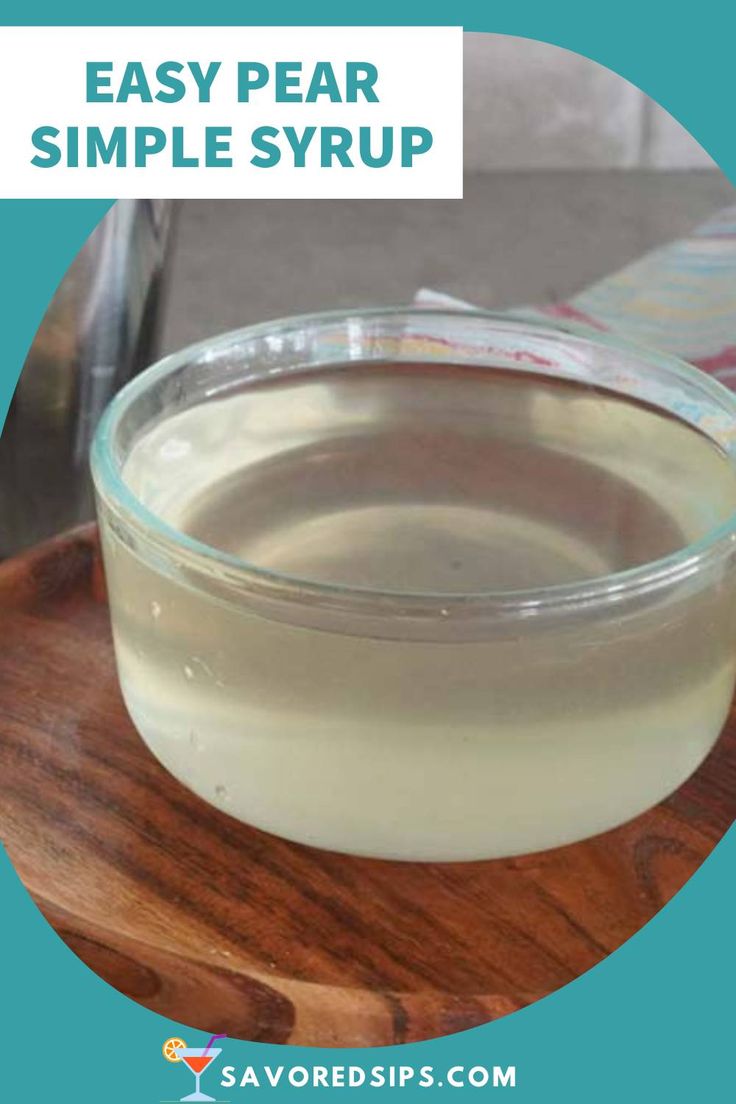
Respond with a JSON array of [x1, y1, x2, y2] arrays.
[[163, 1034, 227, 1103]]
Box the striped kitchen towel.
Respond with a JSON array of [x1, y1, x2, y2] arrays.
[[416, 205, 736, 388]]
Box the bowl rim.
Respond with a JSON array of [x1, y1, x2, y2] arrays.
[[90, 305, 736, 618]]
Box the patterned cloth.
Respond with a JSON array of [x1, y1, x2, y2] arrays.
[[416, 205, 736, 388]]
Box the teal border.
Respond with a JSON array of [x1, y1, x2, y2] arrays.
[[2, 5, 734, 1100]]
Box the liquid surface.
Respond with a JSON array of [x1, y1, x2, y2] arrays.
[[103, 361, 736, 860], [124, 362, 736, 593]]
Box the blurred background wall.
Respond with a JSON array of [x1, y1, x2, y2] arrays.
[[464, 33, 713, 170]]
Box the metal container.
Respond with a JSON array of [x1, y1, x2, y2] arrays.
[[0, 199, 175, 556]]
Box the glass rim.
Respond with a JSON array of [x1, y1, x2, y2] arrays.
[[90, 306, 736, 617]]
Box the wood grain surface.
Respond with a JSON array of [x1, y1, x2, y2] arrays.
[[0, 524, 734, 1046]]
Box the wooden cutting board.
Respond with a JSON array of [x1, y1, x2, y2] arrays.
[[1, 525, 734, 1046]]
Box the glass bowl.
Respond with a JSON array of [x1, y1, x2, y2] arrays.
[[91, 308, 736, 861]]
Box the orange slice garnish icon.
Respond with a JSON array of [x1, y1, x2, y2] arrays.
[[162, 1037, 187, 1063]]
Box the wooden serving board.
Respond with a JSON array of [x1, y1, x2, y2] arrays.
[[1, 525, 734, 1046]]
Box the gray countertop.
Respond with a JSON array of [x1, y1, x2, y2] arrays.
[[163, 169, 734, 352], [3, 169, 733, 558]]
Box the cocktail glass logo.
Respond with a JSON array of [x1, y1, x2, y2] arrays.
[[163, 1034, 227, 1103]]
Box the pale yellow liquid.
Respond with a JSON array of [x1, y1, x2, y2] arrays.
[[100, 363, 736, 859]]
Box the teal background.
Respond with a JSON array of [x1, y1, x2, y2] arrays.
[[1, 4, 734, 1098]]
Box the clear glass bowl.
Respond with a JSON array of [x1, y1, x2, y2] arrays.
[[91, 309, 736, 860]]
